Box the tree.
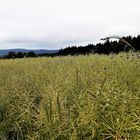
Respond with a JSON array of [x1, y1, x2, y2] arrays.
[[27, 52, 36, 57], [6, 52, 17, 59], [17, 52, 24, 58]]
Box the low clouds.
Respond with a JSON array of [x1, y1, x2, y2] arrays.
[[0, 0, 140, 49]]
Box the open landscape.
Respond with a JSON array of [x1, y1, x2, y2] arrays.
[[0, 53, 140, 139], [0, 0, 140, 139]]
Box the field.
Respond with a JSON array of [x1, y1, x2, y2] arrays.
[[0, 53, 140, 140]]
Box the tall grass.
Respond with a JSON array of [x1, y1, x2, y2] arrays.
[[0, 53, 140, 139]]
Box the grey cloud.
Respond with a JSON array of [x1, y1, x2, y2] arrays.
[[0, 0, 140, 49]]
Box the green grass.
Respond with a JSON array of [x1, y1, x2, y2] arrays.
[[0, 53, 140, 140]]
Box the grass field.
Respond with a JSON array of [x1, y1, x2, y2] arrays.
[[0, 53, 140, 140]]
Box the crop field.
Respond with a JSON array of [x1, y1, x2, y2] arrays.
[[0, 53, 140, 140]]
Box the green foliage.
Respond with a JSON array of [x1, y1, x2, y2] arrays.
[[0, 53, 140, 139]]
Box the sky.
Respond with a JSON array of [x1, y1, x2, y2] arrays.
[[0, 0, 140, 50]]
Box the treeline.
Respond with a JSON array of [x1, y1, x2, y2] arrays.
[[57, 35, 140, 55], [4, 51, 37, 59], [1, 51, 54, 59], [2, 35, 140, 59]]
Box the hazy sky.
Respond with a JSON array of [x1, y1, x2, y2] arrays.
[[0, 0, 140, 49]]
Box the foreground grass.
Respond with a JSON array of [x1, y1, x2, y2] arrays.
[[0, 53, 140, 140]]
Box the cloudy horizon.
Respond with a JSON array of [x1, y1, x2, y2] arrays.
[[0, 0, 140, 50]]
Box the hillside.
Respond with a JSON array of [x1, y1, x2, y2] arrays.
[[0, 49, 59, 56]]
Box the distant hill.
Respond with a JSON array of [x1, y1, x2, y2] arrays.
[[0, 49, 59, 56]]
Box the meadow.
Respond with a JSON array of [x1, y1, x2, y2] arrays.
[[0, 53, 140, 140]]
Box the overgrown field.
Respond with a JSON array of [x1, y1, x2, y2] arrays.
[[0, 53, 140, 140]]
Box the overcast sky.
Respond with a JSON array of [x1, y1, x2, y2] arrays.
[[0, 0, 139, 49]]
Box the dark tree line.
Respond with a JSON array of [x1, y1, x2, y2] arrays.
[[2, 35, 140, 59], [5, 51, 37, 59], [57, 35, 140, 56]]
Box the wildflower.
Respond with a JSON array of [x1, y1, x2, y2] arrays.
[[136, 55, 140, 58]]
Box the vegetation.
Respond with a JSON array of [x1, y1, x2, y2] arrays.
[[57, 35, 140, 56], [2, 35, 140, 59], [0, 53, 140, 139], [4, 51, 37, 59]]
